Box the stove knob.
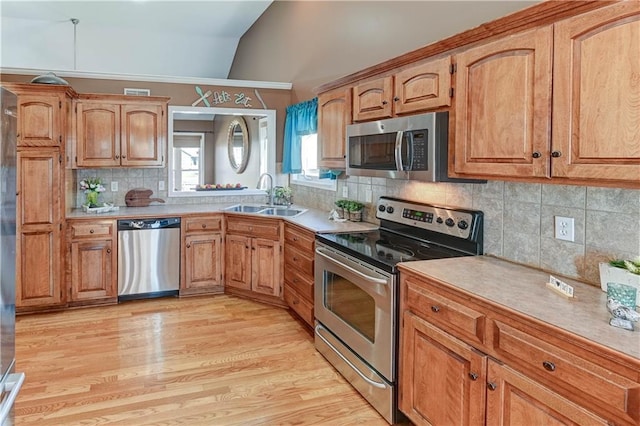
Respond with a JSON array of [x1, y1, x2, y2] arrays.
[[386, 253, 394, 259], [386, 206, 394, 214], [458, 220, 469, 230], [378, 204, 386, 212], [436, 217, 444, 224], [445, 218, 455, 227]]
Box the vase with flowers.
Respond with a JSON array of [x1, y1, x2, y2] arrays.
[[80, 177, 106, 208]]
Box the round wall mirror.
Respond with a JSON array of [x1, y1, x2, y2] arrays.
[[227, 117, 250, 173]]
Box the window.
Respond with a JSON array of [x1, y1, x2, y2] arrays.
[[172, 132, 204, 192], [291, 133, 337, 190]]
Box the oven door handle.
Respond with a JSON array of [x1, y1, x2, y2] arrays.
[[315, 248, 388, 285], [315, 324, 387, 389]]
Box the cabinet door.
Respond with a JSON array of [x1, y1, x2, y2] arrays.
[[552, 2, 640, 184], [225, 234, 251, 290], [352, 76, 393, 122], [16, 149, 63, 309], [70, 239, 115, 301], [400, 311, 486, 426], [184, 233, 222, 290], [17, 149, 61, 227], [251, 238, 282, 297], [121, 103, 164, 167], [394, 57, 452, 115], [453, 26, 553, 179], [318, 87, 352, 169], [76, 102, 120, 167], [486, 361, 609, 426], [16, 94, 62, 147]]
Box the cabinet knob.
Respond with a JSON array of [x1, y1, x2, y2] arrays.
[[106, 248, 111, 254], [487, 382, 497, 391], [393, 96, 399, 102], [202, 224, 207, 228], [532, 151, 542, 158], [431, 305, 440, 313], [16, 133, 20, 138], [245, 245, 249, 249], [293, 299, 299, 305], [293, 237, 298, 241], [292, 278, 298, 283], [468, 372, 478, 381], [186, 243, 191, 248], [293, 256, 298, 261], [542, 361, 556, 372], [551, 151, 562, 158], [122, 155, 126, 159], [89, 229, 94, 233], [115, 155, 120, 159], [382, 100, 388, 105], [249, 226, 253, 231]]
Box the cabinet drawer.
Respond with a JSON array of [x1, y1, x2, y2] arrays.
[[184, 216, 222, 233], [227, 217, 280, 239], [283, 266, 313, 301], [492, 320, 640, 424], [284, 224, 315, 252], [404, 276, 486, 347], [69, 221, 114, 239], [284, 246, 313, 277], [284, 284, 313, 327]]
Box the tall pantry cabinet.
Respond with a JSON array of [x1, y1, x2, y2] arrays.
[[4, 83, 75, 312]]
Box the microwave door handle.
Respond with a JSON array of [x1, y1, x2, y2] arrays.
[[394, 131, 404, 172], [407, 131, 415, 171]]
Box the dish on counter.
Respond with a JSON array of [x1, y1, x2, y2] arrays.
[[195, 184, 247, 191]]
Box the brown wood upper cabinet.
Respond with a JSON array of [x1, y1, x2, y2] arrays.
[[74, 94, 169, 168], [453, 2, 640, 187], [317, 87, 352, 169], [352, 56, 452, 122]]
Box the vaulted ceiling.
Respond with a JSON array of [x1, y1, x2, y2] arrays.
[[0, 1, 273, 79]]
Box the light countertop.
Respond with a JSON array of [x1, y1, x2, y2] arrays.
[[399, 255, 640, 361], [66, 203, 379, 234]]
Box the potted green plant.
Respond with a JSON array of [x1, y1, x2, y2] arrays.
[[599, 257, 640, 306], [273, 186, 293, 206], [334, 199, 348, 219], [345, 200, 365, 222]]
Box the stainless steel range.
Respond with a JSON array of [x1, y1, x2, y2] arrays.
[[314, 196, 484, 424]]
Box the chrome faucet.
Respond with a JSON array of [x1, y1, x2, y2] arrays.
[[257, 173, 274, 205]]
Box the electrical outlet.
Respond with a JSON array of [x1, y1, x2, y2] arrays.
[[158, 180, 165, 191], [554, 216, 575, 242], [342, 186, 348, 198], [111, 181, 118, 192]]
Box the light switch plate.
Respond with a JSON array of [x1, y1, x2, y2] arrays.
[[158, 180, 165, 191], [111, 181, 118, 192]]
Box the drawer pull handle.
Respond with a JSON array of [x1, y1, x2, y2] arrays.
[[468, 372, 478, 381], [431, 305, 440, 313], [89, 229, 94, 233], [487, 382, 497, 391], [542, 361, 556, 372]]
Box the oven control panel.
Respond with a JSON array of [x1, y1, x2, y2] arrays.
[[376, 197, 479, 239]]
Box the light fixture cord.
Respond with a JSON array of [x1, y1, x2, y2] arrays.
[[71, 18, 79, 70]]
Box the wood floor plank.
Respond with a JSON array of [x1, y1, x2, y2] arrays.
[[15, 295, 388, 425]]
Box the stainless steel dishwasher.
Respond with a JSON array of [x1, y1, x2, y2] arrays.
[[117, 217, 180, 300]]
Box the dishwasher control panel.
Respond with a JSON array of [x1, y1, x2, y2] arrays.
[[118, 217, 181, 230]]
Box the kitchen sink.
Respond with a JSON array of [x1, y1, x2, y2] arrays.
[[224, 204, 267, 213], [223, 204, 306, 217]]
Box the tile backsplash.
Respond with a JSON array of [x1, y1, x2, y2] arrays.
[[293, 176, 640, 286], [72, 167, 640, 286]]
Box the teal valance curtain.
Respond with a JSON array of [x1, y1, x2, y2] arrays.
[[282, 98, 317, 174]]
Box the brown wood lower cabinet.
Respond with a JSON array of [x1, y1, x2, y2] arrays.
[[224, 215, 284, 306], [181, 215, 223, 296], [398, 268, 639, 426], [283, 223, 315, 328], [67, 219, 117, 306]]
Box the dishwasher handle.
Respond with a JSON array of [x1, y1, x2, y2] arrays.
[[118, 217, 180, 231]]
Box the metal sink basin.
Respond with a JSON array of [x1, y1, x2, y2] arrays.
[[223, 204, 306, 217], [260, 207, 305, 217], [224, 204, 267, 213]]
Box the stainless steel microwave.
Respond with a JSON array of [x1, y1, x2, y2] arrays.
[[346, 112, 482, 182]]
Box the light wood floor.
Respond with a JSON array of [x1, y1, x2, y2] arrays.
[[15, 295, 388, 425]]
